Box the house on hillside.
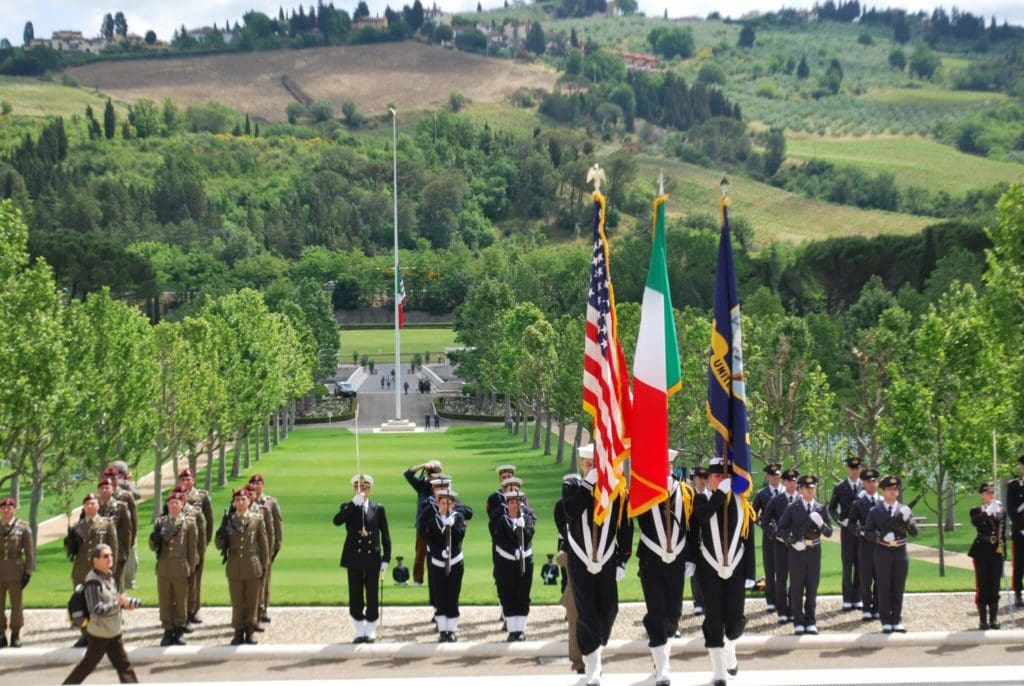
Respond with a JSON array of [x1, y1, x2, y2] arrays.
[[353, 15, 389, 30], [187, 26, 234, 45], [31, 31, 109, 53], [424, 6, 453, 26], [614, 50, 660, 72]]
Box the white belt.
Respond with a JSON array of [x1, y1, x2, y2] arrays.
[[566, 530, 615, 575], [431, 553, 463, 567], [640, 532, 684, 564], [495, 546, 532, 562], [700, 542, 744, 579]]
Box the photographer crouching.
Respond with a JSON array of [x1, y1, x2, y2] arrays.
[[63, 544, 140, 684]]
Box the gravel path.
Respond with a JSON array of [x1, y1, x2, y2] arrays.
[[15, 593, 1019, 649]]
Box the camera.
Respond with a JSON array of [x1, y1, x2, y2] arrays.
[[125, 596, 142, 609]]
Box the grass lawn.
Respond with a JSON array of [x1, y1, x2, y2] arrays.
[[861, 86, 1008, 107], [639, 156, 933, 247], [0, 76, 129, 118], [784, 134, 1024, 195], [339, 327, 458, 366], [27, 426, 975, 607]]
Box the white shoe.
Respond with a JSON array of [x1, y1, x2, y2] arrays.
[[365, 620, 378, 642], [805, 625, 818, 635], [651, 642, 671, 685], [723, 638, 738, 677], [583, 648, 602, 685], [841, 601, 852, 610], [893, 623, 907, 633], [693, 605, 704, 616], [853, 601, 864, 609], [409, 581, 422, 587], [882, 624, 893, 633], [862, 611, 873, 620], [794, 625, 805, 635]]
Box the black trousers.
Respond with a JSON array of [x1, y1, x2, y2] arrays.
[[495, 558, 533, 617], [874, 545, 908, 626], [346, 567, 381, 621], [1013, 537, 1023, 595], [788, 545, 821, 626], [761, 529, 776, 606], [568, 556, 618, 655], [857, 539, 878, 614], [427, 562, 463, 618], [690, 569, 702, 607], [973, 552, 1003, 607], [773, 540, 790, 616], [639, 556, 684, 647], [696, 559, 746, 649], [62, 634, 138, 684], [840, 527, 860, 604]]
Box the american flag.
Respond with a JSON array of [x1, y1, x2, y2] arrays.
[[582, 191, 632, 524]]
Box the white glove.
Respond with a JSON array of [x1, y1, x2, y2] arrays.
[[883, 532, 896, 543], [717, 477, 732, 494], [685, 562, 696, 578], [584, 468, 598, 485], [352, 493, 365, 506], [840, 518, 849, 528], [615, 565, 626, 582], [810, 512, 824, 527], [792, 540, 806, 551], [442, 514, 456, 527], [986, 502, 999, 517], [380, 561, 388, 573], [513, 516, 525, 528], [899, 505, 911, 521], [744, 578, 755, 590]]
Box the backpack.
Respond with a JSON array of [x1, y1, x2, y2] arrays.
[[67, 580, 99, 629]]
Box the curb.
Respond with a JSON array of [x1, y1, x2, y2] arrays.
[[3, 629, 1021, 667]]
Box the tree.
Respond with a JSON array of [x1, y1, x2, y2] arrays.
[[763, 127, 786, 176], [819, 57, 843, 94], [652, 27, 695, 59], [525, 21, 546, 55], [570, 27, 579, 48], [23, 21, 33, 46], [309, 100, 333, 122], [796, 55, 809, 79], [114, 11, 128, 38], [618, 0, 638, 13], [341, 100, 364, 128], [909, 44, 940, 79], [145, 30, 157, 45], [354, 1, 370, 21], [286, 101, 307, 124], [103, 98, 116, 139], [888, 48, 906, 70], [893, 11, 911, 43], [101, 13, 115, 41], [127, 98, 161, 138], [738, 23, 756, 48]]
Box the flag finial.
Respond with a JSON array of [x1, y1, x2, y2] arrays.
[[658, 169, 665, 196], [587, 163, 606, 192], [720, 177, 730, 198]]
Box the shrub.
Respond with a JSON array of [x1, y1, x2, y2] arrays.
[[449, 90, 466, 112], [186, 101, 238, 133], [888, 48, 907, 71], [857, 33, 874, 46], [61, 74, 79, 87], [285, 101, 307, 124], [309, 100, 333, 122], [341, 100, 364, 128], [756, 80, 783, 100], [697, 62, 726, 85], [0, 100, 11, 115]]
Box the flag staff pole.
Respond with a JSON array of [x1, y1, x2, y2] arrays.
[[389, 106, 402, 421], [720, 176, 731, 566]]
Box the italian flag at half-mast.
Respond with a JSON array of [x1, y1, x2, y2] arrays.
[[629, 194, 681, 516], [397, 266, 406, 328]]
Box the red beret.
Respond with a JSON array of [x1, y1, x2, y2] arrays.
[[0, 497, 16, 507], [82, 493, 98, 504], [97, 477, 114, 488], [167, 491, 185, 502], [178, 468, 195, 479], [173, 485, 189, 494], [103, 466, 120, 477], [232, 489, 248, 499], [248, 474, 264, 484]]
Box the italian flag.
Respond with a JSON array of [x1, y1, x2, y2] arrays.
[[629, 194, 681, 516], [397, 267, 406, 328]]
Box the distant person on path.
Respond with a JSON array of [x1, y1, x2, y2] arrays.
[[541, 554, 559, 586], [381, 377, 385, 390], [61, 544, 139, 684], [434, 413, 440, 430], [0, 496, 34, 649], [404, 460, 443, 586], [404, 381, 409, 395], [969, 481, 1006, 630], [333, 474, 391, 644], [425, 413, 432, 430], [505, 416, 514, 435], [392, 556, 409, 585]]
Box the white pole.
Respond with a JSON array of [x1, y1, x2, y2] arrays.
[[390, 107, 402, 421], [993, 428, 997, 483], [355, 402, 361, 476]]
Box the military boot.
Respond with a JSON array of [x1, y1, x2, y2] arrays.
[[8, 632, 20, 648], [989, 603, 1000, 630], [230, 629, 244, 645], [978, 606, 989, 630]]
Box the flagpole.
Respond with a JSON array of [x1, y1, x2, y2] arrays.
[[720, 177, 731, 566], [390, 106, 402, 421]]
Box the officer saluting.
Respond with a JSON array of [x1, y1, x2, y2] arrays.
[[828, 457, 863, 611], [969, 481, 1005, 630], [751, 463, 782, 613], [636, 449, 696, 686], [333, 474, 391, 644], [0, 497, 34, 648], [864, 475, 917, 633], [776, 474, 833, 635], [848, 468, 883, 621]]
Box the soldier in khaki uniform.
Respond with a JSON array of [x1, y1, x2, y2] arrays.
[[64, 493, 118, 647], [173, 485, 207, 632], [104, 466, 139, 589], [1, 497, 35, 648], [150, 490, 198, 646], [215, 488, 269, 645], [177, 468, 213, 624], [248, 474, 283, 625], [96, 477, 132, 591]]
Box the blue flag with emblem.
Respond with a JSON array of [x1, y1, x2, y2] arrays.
[[706, 194, 752, 496]]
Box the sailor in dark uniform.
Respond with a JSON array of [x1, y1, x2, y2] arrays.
[[692, 459, 755, 686], [864, 475, 917, 633], [563, 444, 633, 686], [689, 465, 710, 616], [636, 449, 697, 686], [486, 465, 518, 516], [848, 467, 882, 621], [420, 488, 467, 642], [489, 490, 535, 640], [1006, 455, 1024, 608], [969, 481, 1006, 630], [777, 474, 833, 635], [333, 474, 391, 643], [751, 463, 782, 613], [765, 467, 800, 623], [828, 457, 864, 611]]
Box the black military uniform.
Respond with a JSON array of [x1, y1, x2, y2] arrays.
[[1006, 455, 1024, 607], [486, 465, 518, 517], [969, 481, 1006, 630], [562, 449, 633, 686], [636, 451, 697, 686], [764, 468, 800, 622], [828, 457, 863, 610], [864, 475, 917, 633], [392, 557, 409, 585], [541, 554, 559, 585], [689, 465, 711, 616], [692, 461, 755, 686], [334, 474, 391, 643], [751, 463, 782, 613], [848, 468, 882, 620], [777, 475, 833, 634], [420, 488, 467, 642], [489, 491, 535, 641]]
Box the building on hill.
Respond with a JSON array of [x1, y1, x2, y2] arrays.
[[353, 15, 389, 30], [611, 50, 660, 72], [424, 6, 453, 26], [31, 31, 109, 53], [187, 26, 235, 45]]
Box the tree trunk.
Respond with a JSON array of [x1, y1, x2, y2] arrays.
[[206, 442, 213, 485], [544, 411, 553, 455], [189, 449, 198, 476], [556, 420, 566, 464], [570, 422, 583, 472], [264, 419, 271, 453], [944, 487, 955, 531], [532, 401, 542, 450], [216, 443, 225, 488], [937, 465, 946, 577], [233, 433, 244, 478], [152, 445, 163, 524], [10, 474, 19, 507], [274, 409, 281, 446], [29, 474, 42, 551], [250, 433, 258, 467], [521, 405, 529, 444]]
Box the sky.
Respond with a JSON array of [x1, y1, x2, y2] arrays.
[[3, 0, 1023, 46]]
